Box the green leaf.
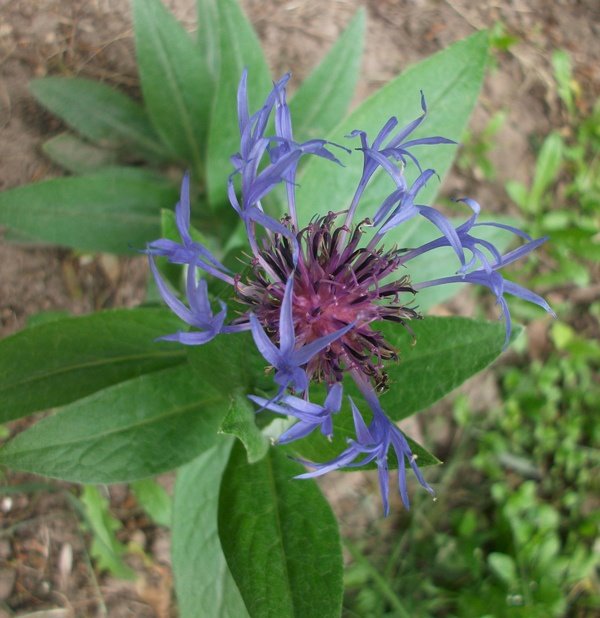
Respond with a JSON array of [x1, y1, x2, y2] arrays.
[[187, 331, 271, 393], [0, 167, 177, 253], [296, 31, 489, 232], [0, 364, 230, 483], [79, 485, 135, 579], [220, 391, 269, 463], [378, 317, 513, 419], [530, 132, 564, 212], [289, 9, 365, 141], [488, 552, 517, 586], [205, 0, 271, 207], [0, 308, 185, 423], [196, 0, 220, 80], [131, 478, 172, 527], [552, 49, 575, 116], [25, 310, 70, 328], [133, 0, 212, 174], [505, 180, 529, 210], [172, 439, 249, 618], [29, 77, 165, 159], [42, 133, 118, 174], [218, 443, 343, 618]]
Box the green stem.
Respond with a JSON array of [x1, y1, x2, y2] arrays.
[[344, 538, 412, 618]]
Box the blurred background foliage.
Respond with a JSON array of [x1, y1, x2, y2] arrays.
[[343, 41, 600, 618]]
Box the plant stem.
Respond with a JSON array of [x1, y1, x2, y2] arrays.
[[344, 538, 412, 618]]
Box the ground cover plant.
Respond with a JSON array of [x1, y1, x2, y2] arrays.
[[343, 45, 600, 618]]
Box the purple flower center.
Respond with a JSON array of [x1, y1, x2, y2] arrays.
[[234, 211, 418, 388]]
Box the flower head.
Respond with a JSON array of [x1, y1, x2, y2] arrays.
[[147, 72, 554, 514]]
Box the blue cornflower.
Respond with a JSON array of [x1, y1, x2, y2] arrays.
[[296, 382, 434, 516], [249, 382, 343, 444], [147, 172, 232, 284], [342, 91, 456, 230], [415, 238, 556, 346], [148, 71, 554, 513], [149, 259, 245, 345], [401, 197, 534, 273]]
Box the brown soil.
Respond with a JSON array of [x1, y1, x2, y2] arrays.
[[1, 0, 598, 615]]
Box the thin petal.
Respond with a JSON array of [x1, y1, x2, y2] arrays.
[[249, 313, 281, 366], [372, 116, 398, 149], [503, 280, 556, 316], [324, 382, 343, 413], [278, 277, 296, 355], [473, 221, 533, 242], [417, 205, 465, 266], [247, 395, 290, 416], [377, 459, 390, 517], [146, 238, 182, 257], [158, 330, 218, 345], [278, 420, 319, 444], [349, 397, 374, 444], [237, 69, 249, 135], [497, 237, 548, 268], [373, 187, 405, 226], [186, 268, 210, 320], [149, 258, 195, 325], [280, 395, 325, 416], [176, 171, 192, 245]]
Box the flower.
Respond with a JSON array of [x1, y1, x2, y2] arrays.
[[147, 71, 554, 514], [415, 238, 556, 346], [249, 382, 343, 444], [147, 172, 232, 284], [296, 380, 434, 516]]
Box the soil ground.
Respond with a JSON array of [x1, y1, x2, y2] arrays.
[[0, 0, 598, 615]]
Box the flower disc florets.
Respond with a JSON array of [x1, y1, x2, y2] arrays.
[[235, 211, 418, 389], [146, 69, 555, 514]]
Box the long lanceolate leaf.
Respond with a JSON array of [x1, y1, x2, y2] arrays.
[[0, 167, 178, 253], [205, 0, 271, 208], [133, 0, 212, 176], [378, 317, 516, 419], [289, 9, 366, 142], [0, 333, 268, 482], [219, 444, 343, 618], [196, 0, 220, 81], [296, 31, 489, 234], [0, 309, 186, 423], [42, 133, 119, 174], [0, 365, 231, 483], [173, 440, 249, 618], [29, 77, 167, 160]]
